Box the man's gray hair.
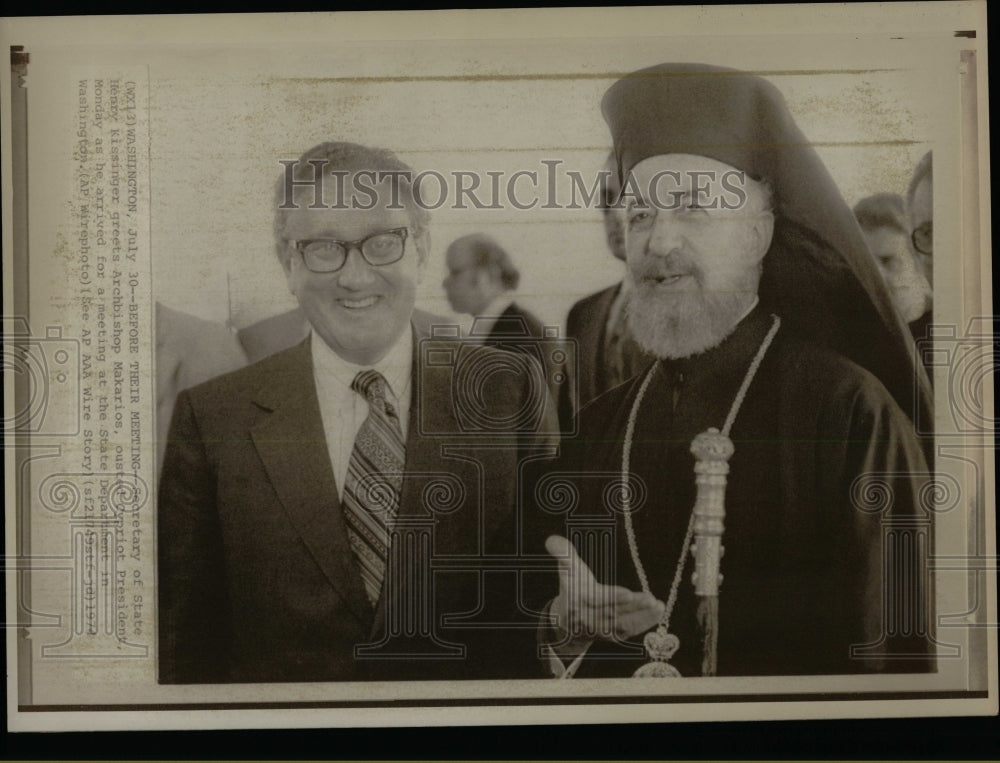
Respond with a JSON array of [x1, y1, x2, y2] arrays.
[[272, 141, 430, 265], [853, 192, 907, 234]]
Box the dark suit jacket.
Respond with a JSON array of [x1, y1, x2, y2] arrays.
[[478, 301, 573, 421], [564, 284, 619, 416], [560, 283, 656, 430], [483, 301, 545, 347], [158, 311, 557, 683]]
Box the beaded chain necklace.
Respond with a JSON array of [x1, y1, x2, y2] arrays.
[[620, 315, 781, 678]]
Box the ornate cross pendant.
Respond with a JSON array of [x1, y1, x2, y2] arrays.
[[632, 627, 682, 678]]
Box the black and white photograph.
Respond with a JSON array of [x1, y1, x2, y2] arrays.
[[2, 2, 994, 732]]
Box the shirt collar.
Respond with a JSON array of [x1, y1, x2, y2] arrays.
[[310, 326, 412, 403]]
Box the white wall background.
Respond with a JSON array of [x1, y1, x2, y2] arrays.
[[148, 36, 934, 332]]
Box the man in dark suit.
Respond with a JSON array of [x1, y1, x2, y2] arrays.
[[442, 233, 571, 419], [442, 233, 544, 346], [158, 142, 556, 684], [562, 155, 653, 424]]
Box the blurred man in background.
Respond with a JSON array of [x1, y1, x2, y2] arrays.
[[903, 151, 934, 378], [443, 232, 544, 347], [155, 301, 247, 471], [561, 154, 653, 426], [853, 192, 932, 341], [906, 151, 933, 288]]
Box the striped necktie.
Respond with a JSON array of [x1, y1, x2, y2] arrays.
[[342, 369, 405, 606]]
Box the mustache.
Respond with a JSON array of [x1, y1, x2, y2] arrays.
[[630, 251, 700, 282]]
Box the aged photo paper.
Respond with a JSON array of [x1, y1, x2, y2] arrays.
[[2, 2, 995, 731]]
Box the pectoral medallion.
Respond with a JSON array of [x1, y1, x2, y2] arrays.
[[633, 627, 682, 678], [620, 317, 782, 681]]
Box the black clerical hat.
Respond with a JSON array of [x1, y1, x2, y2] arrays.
[[602, 63, 932, 447]]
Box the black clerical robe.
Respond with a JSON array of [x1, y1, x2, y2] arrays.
[[542, 306, 935, 677]]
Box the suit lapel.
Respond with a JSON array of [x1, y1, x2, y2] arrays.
[[500, 302, 519, 327], [249, 339, 374, 628], [487, 302, 524, 342]]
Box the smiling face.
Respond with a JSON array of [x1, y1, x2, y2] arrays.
[[624, 153, 774, 359], [280, 174, 427, 365]]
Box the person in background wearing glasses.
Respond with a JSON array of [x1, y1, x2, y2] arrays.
[[904, 152, 934, 369], [158, 141, 555, 684], [906, 151, 933, 288], [852, 192, 932, 344]]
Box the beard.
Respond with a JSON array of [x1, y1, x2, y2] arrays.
[[626, 263, 758, 360]]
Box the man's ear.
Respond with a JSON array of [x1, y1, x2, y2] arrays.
[[414, 229, 431, 283], [416, 230, 431, 268], [476, 265, 496, 293], [750, 210, 775, 263], [280, 246, 299, 294]]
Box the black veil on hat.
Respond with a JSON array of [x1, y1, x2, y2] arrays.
[[601, 62, 933, 446]]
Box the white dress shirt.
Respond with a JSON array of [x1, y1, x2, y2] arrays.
[[310, 329, 412, 499]]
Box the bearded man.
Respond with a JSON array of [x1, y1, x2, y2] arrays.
[[535, 63, 936, 679]]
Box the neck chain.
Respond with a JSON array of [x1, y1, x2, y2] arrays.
[[621, 314, 781, 678]]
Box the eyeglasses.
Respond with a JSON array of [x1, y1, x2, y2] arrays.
[[293, 227, 409, 273], [911, 221, 932, 257]]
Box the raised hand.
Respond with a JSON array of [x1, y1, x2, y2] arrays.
[[545, 534, 664, 656]]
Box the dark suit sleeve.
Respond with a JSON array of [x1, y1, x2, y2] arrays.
[[157, 390, 232, 683]]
